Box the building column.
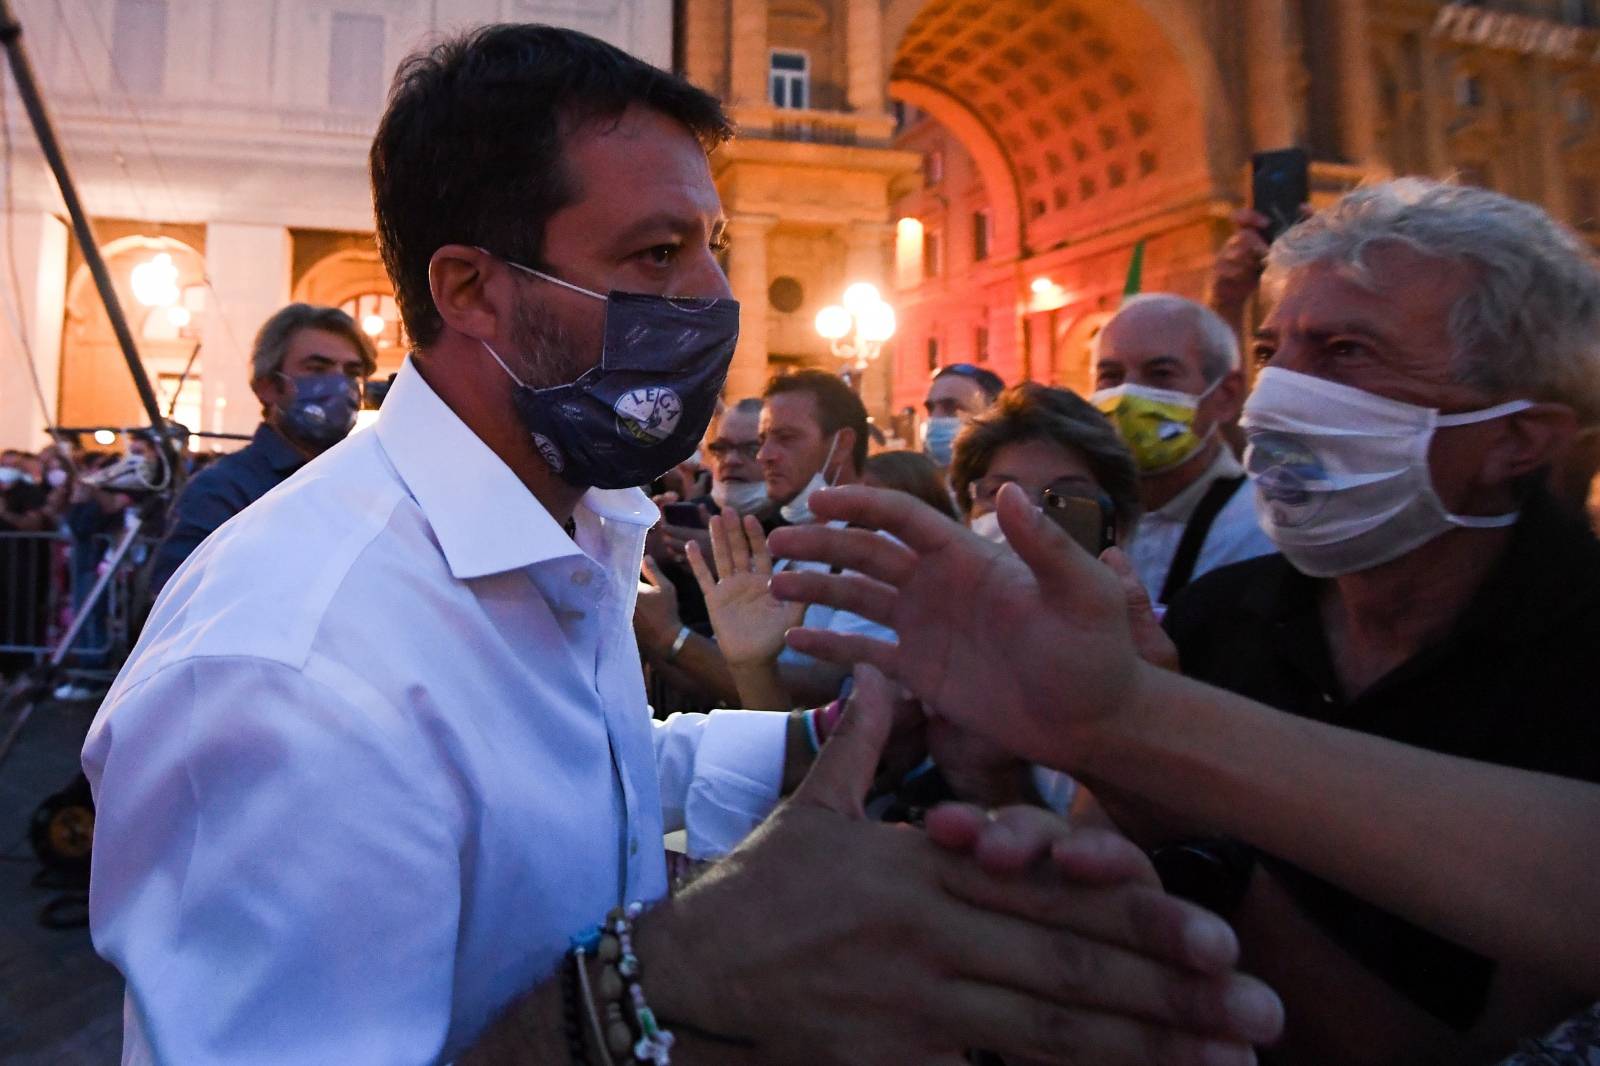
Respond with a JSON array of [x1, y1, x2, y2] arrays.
[[0, 211, 67, 451], [729, 0, 768, 108], [845, 222, 893, 420], [847, 0, 886, 117], [201, 222, 291, 439], [1336, 0, 1382, 169], [723, 214, 775, 403], [1245, 0, 1297, 151]]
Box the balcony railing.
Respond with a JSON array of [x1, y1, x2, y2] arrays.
[[733, 104, 897, 149]]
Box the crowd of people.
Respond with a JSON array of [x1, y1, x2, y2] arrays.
[[42, 20, 1600, 1066]]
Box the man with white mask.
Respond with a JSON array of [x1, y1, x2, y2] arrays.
[[1090, 294, 1274, 605], [756, 370, 896, 703], [1156, 179, 1600, 1063], [703, 397, 771, 518], [922, 362, 1005, 468]]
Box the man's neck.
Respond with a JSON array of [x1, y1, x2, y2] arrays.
[[1139, 438, 1222, 512], [413, 349, 587, 526], [1318, 525, 1513, 698], [266, 419, 322, 464]]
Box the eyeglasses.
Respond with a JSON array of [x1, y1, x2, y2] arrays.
[[972, 474, 1105, 509], [706, 441, 761, 461]]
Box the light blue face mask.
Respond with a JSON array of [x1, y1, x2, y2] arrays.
[[921, 415, 962, 468], [481, 254, 741, 490]]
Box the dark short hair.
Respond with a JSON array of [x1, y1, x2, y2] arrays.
[[934, 363, 1006, 403], [370, 24, 733, 348], [762, 369, 870, 473], [950, 383, 1141, 537], [864, 449, 958, 520], [250, 303, 377, 383]]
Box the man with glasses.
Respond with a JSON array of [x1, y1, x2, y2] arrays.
[[148, 303, 376, 595], [922, 362, 1005, 468]]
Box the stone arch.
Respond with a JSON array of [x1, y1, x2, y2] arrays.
[[886, 0, 1223, 257], [61, 234, 209, 430]]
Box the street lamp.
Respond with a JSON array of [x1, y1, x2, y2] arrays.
[[815, 281, 896, 388], [130, 252, 180, 308]]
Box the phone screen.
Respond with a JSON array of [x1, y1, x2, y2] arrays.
[[1251, 148, 1310, 243], [662, 502, 708, 529], [1041, 490, 1116, 556]]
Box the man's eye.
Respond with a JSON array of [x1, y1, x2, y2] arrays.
[[642, 245, 679, 267], [710, 234, 731, 255], [1251, 343, 1276, 366]]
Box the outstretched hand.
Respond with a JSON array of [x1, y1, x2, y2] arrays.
[[767, 483, 1147, 772], [686, 512, 804, 669]]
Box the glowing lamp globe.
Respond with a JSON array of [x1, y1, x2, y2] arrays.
[[361, 313, 386, 337], [857, 301, 897, 343], [815, 304, 852, 341], [841, 282, 882, 317], [131, 253, 181, 308]]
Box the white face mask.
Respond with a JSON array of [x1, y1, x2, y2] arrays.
[[711, 478, 769, 516], [779, 431, 843, 525], [1240, 367, 1533, 578], [0, 468, 20, 487], [46, 468, 69, 488], [969, 510, 1008, 544]]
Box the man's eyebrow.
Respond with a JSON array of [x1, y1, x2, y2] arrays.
[[607, 212, 711, 249]]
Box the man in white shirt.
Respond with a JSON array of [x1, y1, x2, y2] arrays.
[[1090, 294, 1276, 605], [83, 24, 1280, 1065]]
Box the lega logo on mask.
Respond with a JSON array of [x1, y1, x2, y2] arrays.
[[532, 432, 566, 473], [614, 386, 684, 447], [1246, 432, 1330, 529]]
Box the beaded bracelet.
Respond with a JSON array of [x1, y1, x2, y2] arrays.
[[572, 903, 675, 1066]]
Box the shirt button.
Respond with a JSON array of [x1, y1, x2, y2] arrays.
[[629, 837, 639, 856], [572, 569, 592, 587]]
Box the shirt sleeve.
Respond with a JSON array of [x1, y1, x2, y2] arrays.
[[651, 708, 788, 860], [82, 656, 462, 1065]]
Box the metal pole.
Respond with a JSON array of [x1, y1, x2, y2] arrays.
[[0, 0, 181, 476]]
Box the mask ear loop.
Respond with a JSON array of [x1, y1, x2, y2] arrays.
[[475, 246, 608, 303], [820, 430, 844, 489], [481, 341, 531, 390]]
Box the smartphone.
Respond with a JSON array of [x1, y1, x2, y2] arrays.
[[662, 502, 709, 529], [1251, 147, 1310, 243], [1042, 489, 1116, 556]]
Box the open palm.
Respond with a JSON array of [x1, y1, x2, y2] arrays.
[[767, 485, 1145, 771], [687, 512, 804, 669]]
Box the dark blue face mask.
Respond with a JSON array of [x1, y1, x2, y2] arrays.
[[481, 258, 739, 491], [277, 372, 360, 448]]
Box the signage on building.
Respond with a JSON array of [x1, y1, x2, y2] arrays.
[[1432, 4, 1600, 65]]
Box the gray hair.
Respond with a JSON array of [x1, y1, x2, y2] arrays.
[[1265, 178, 1600, 424], [1112, 293, 1241, 384], [250, 303, 378, 383]]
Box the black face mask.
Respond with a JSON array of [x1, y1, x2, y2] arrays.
[[481, 258, 740, 490]]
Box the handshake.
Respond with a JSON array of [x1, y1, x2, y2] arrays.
[[623, 664, 1281, 1065]]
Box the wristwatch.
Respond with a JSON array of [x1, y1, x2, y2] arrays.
[[1149, 838, 1258, 916]]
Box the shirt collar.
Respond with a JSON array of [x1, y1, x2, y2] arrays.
[[254, 422, 308, 474], [1150, 445, 1245, 522], [374, 358, 656, 580]]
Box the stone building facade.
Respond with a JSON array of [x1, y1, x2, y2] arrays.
[[4, 1, 1598, 450], [885, 0, 1600, 418], [0, 0, 671, 450]]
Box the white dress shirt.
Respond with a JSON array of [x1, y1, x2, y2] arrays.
[[1128, 446, 1277, 604], [82, 360, 789, 1065]]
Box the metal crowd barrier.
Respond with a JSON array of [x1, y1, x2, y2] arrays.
[[0, 528, 153, 679]]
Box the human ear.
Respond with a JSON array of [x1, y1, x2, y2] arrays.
[[1200, 369, 1246, 429], [428, 244, 507, 345], [1484, 403, 1578, 485]]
